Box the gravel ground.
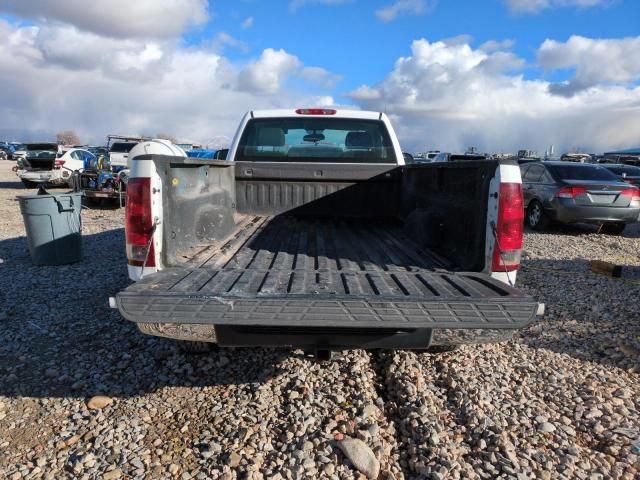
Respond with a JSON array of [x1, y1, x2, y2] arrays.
[[0, 160, 638, 479]]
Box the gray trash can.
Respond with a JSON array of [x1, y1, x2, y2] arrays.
[[17, 191, 83, 265]]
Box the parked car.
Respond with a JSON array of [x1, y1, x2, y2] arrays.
[[600, 154, 640, 166], [413, 150, 440, 163], [106, 135, 151, 168], [520, 161, 640, 234], [560, 153, 593, 163], [432, 152, 486, 162], [110, 108, 543, 356], [16, 146, 95, 188], [0, 146, 8, 160], [11, 143, 28, 161], [600, 164, 640, 187]]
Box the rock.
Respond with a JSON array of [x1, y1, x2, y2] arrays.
[[362, 404, 379, 419], [337, 436, 380, 479], [168, 463, 181, 475], [87, 396, 113, 410], [288, 391, 300, 400], [228, 452, 242, 468], [103, 468, 123, 480], [538, 422, 556, 433]]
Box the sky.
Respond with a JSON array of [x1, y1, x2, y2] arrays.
[[0, 0, 639, 154]]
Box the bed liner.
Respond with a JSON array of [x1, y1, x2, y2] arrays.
[[117, 216, 538, 329]]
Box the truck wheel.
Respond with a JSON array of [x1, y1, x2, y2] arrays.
[[177, 341, 213, 353], [527, 201, 550, 230], [600, 222, 626, 235], [21, 179, 38, 189]]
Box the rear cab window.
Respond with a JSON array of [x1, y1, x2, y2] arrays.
[[237, 118, 397, 164], [110, 142, 138, 153]]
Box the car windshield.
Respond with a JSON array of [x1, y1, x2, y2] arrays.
[[548, 164, 620, 182], [110, 142, 138, 153], [237, 118, 397, 163]]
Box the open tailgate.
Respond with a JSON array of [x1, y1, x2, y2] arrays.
[[116, 268, 538, 329]]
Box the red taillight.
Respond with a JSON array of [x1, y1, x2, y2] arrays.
[[54, 160, 65, 169], [621, 187, 640, 207], [620, 187, 640, 198], [125, 177, 155, 267], [295, 108, 336, 115], [556, 186, 587, 198], [492, 183, 524, 273]]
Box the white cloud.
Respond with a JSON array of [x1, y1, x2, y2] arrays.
[[538, 35, 640, 96], [26, 24, 168, 79], [504, 0, 612, 14], [211, 32, 249, 54], [375, 0, 435, 22], [237, 48, 302, 95], [347, 37, 640, 153], [300, 67, 343, 89], [289, 0, 352, 12], [241, 16, 254, 29], [480, 39, 515, 52], [0, 0, 208, 38], [0, 20, 338, 144]]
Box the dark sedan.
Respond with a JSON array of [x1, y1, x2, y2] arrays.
[[520, 161, 640, 234], [600, 164, 640, 187]]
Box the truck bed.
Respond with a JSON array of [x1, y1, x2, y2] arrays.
[[117, 215, 538, 329]]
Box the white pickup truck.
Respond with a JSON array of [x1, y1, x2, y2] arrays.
[[111, 108, 542, 356]]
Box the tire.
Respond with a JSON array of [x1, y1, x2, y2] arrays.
[[527, 200, 550, 230], [21, 179, 39, 189], [600, 222, 626, 235], [177, 341, 214, 354]]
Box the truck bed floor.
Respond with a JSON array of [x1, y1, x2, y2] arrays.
[[118, 216, 538, 329]]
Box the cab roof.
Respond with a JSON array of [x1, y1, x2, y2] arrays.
[[250, 109, 384, 120]]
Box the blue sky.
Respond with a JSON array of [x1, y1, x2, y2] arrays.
[[199, 0, 639, 97], [0, 0, 639, 152]]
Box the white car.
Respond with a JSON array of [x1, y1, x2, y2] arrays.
[[17, 147, 95, 188]]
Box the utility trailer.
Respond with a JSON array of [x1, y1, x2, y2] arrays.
[[78, 135, 150, 206]]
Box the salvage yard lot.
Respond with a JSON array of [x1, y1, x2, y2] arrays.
[[0, 160, 638, 479]]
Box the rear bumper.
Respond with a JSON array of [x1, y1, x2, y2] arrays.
[[18, 169, 67, 184], [549, 202, 640, 224], [135, 322, 520, 349]]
